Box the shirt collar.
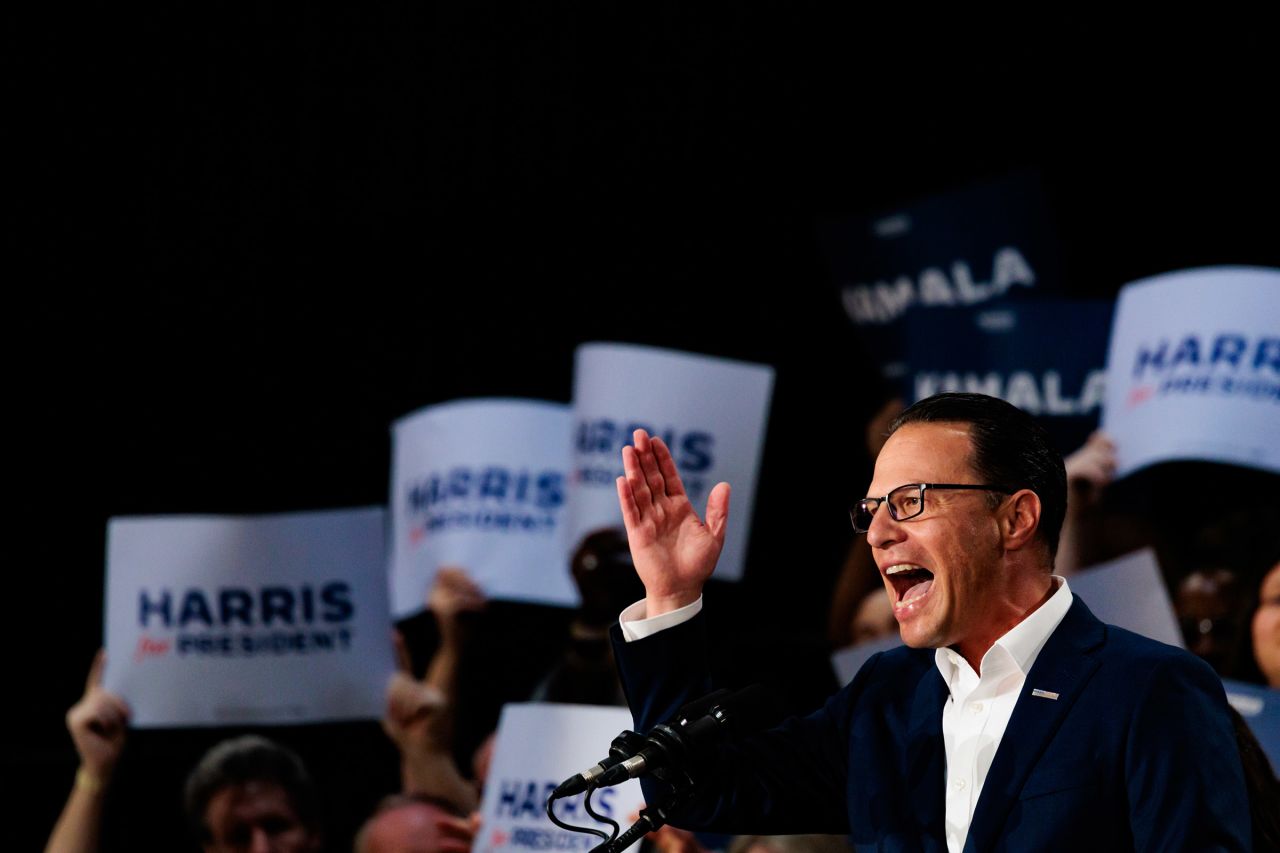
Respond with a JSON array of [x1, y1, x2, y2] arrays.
[[934, 576, 1073, 686]]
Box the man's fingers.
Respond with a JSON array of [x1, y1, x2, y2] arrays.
[[622, 445, 654, 508], [705, 482, 731, 543], [633, 430, 668, 500], [617, 477, 642, 532], [651, 437, 685, 497]]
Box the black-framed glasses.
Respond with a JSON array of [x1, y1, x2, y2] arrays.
[[850, 483, 1012, 533]]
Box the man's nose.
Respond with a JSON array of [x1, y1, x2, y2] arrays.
[[867, 503, 905, 549]]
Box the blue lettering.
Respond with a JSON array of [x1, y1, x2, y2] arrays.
[[178, 590, 214, 628], [1133, 341, 1167, 378], [321, 582, 353, 622], [139, 590, 172, 629], [300, 585, 315, 622], [497, 779, 521, 817], [480, 468, 510, 500], [514, 471, 531, 503], [1170, 336, 1201, 369], [519, 780, 542, 819], [218, 589, 253, 626], [1255, 337, 1280, 373], [261, 587, 295, 626], [537, 472, 565, 509], [1210, 334, 1247, 368], [679, 432, 714, 472], [448, 468, 471, 499]]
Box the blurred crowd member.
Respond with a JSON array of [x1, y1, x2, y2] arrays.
[[825, 539, 881, 650], [644, 823, 852, 853], [847, 589, 896, 646], [353, 794, 479, 853], [45, 651, 130, 853], [183, 735, 323, 853], [1175, 567, 1250, 677], [1254, 562, 1280, 688], [1055, 430, 1117, 574], [728, 834, 852, 853], [530, 528, 643, 705]]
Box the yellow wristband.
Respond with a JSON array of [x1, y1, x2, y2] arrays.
[[75, 767, 103, 794]]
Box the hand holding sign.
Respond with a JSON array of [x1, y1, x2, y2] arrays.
[[616, 429, 731, 617], [67, 650, 131, 785], [384, 631, 479, 811]]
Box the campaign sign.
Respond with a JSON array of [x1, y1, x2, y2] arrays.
[[569, 343, 774, 582], [819, 171, 1066, 384], [831, 548, 1181, 685], [390, 399, 575, 616], [1222, 679, 1280, 772], [901, 299, 1113, 454], [1070, 549, 1182, 648], [1102, 266, 1280, 478], [831, 633, 903, 687], [477, 703, 645, 853], [104, 507, 394, 727]]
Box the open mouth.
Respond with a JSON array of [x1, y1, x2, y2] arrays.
[[884, 564, 934, 611]]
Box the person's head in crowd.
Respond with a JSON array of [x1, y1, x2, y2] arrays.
[[1175, 567, 1249, 676], [727, 833, 853, 853], [861, 393, 1066, 664], [849, 589, 896, 646], [184, 735, 322, 853], [353, 794, 476, 853], [1253, 561, 1280, 688], [571, 527, 644, 627]]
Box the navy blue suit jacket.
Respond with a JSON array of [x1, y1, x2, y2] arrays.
[[611, 596, 1250, 851]]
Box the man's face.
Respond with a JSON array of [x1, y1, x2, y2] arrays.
[[201, 780, 320, 853], [866, 422, 1007, 660]]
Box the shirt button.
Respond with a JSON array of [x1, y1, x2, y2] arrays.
[[970, 702, 984, 713], [953, 778, 967, 791]]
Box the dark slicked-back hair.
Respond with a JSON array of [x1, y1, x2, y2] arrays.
[[183, 735, 319, 842], [888, 393, 1068, 560]]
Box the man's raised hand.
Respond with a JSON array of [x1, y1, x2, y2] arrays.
[[615, 429, 730, 617]]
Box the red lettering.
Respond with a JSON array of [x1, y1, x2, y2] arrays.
[[134, 634, 172, 662]]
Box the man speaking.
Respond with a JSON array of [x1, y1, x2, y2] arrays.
[[609, 393, 1248, 851]]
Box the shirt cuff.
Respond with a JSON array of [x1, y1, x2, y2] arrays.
[[618, 596, 703, 642]]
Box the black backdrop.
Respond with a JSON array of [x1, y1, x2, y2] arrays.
[[10, 9, 1278, 850]]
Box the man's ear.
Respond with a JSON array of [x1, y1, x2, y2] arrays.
[[1001, 489, 1042, 551]]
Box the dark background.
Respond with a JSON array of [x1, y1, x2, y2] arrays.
[[10, 9, 1277, 850]]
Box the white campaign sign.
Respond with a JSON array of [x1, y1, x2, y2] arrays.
[[103, 507, 394, 727], [477, 703, 645, 853], [390, 399, 575, 617], [569, 344, 775, 582], [1070, 548, 1182, 648], [1102, 266, 1280, 478]]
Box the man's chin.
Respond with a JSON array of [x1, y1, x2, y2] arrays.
[[896, 624, 941, 649]]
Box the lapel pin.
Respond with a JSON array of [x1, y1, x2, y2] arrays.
[[1031, 688, 1059, 700]]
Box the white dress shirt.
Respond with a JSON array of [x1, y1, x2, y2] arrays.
[[618, 577, 1074, 853]]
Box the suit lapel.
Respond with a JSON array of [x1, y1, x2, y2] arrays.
[[906, 663, 949, 850], [962, 597, 1106, 853]]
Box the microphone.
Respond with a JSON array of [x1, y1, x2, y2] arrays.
[[552, 690, 732, 797], [594, 684, 770, 788]]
